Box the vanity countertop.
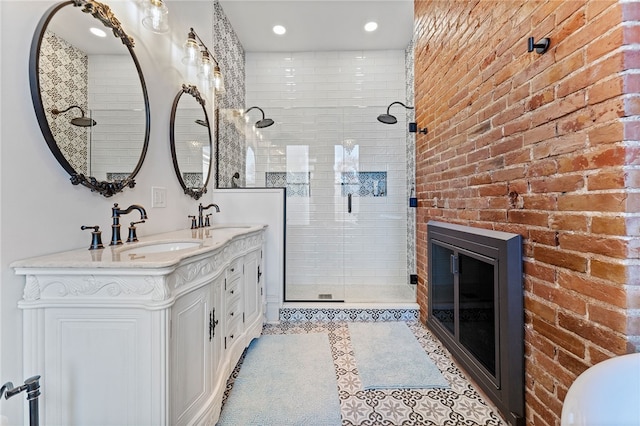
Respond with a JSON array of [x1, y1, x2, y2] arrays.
[[11, 224, 267, 271]]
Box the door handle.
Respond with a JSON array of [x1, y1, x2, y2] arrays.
[[348, 193, 352, 213]]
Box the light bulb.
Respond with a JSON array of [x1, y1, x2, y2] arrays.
[[142, 0, 169, 34], [182, 32, 199, 65], [198, 50, 213, 81]]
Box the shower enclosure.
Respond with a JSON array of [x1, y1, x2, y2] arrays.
[[219, 105, 415, 303]]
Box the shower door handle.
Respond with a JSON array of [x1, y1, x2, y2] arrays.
[[347, 193, 352, 213]]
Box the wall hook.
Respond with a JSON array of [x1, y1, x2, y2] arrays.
[[409, 122, 428, 134], [528, 37, 550, 54]]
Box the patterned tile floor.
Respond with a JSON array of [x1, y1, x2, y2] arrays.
[[222, 321, 506, 425]]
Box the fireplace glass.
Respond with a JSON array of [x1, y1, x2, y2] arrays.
[[430, 243, 497, 378]]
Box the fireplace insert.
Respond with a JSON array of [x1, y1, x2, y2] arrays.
[[427, 221, 524, 426]]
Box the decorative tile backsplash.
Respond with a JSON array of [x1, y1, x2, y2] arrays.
[[265, 172, 310, 197], [183, 172, 203, 188], [279, 307, 419, 322], [341, 172, 387, 197]]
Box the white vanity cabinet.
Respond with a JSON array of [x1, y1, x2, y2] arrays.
[[13, 226, 265, 426]]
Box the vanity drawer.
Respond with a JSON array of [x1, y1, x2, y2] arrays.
[[225, 275, 241, 298], [226, 293, 243, 321], [227, 258, 242, 277], [225, 316, 244, 349]]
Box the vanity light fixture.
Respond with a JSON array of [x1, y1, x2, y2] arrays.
[[51, 105, 97, 127], [183, 28, 224, 92], [142, 0, 169, 34], [245, 106, 274, 128]]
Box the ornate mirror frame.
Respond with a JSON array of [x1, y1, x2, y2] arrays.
[[170, 84, 212, 200], [29, 0, 150, 197]]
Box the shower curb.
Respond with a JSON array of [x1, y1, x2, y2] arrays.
[[279, 308, 419, 322]]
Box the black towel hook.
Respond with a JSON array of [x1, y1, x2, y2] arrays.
[[528, 37, 550, 54]]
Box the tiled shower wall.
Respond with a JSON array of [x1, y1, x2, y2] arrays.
[[213, 1, 245, 189], [88, 55, 146, 180], [40, 30, 89, 175], [245, 51, 411, 288]]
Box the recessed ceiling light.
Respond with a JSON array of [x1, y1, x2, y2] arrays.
[[273, 25, 286, 35], [90, 27, 107, 38], [364, 21, 378, 32]]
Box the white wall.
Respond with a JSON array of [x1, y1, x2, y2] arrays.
[[0, 1, 220, 422]]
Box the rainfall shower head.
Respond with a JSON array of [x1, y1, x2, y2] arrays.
[[51, 105, 97, 127], [245, 106, 274, 128], [377, 101, 413, 125], [195, 119, 209, 127]]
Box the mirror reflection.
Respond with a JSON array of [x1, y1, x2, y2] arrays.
[[30, 0, 150, 196], [170, 84, 212, 199]]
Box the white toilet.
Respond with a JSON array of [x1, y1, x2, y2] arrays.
[[561, 352, 640, 425]]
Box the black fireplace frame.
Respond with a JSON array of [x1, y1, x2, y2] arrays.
[[426, 221, 524, 426]]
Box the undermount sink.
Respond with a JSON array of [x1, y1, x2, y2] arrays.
[[116, 241, 203, 255]]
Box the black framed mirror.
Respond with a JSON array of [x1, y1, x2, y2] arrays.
[[29, 0, 150, 197], [170, 84, 212, 200]]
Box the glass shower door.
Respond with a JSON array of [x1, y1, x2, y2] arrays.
[[236, 105, 410, 302]]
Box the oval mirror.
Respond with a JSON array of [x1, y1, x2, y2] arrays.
[[170, 84, 212, 200], [29, 0, 150, 197]]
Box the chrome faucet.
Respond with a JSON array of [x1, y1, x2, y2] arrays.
[[110, 203, 148, 246], [198, 203, 220, 228]]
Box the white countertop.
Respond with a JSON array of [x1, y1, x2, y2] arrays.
[[11, 224, 267, 271]]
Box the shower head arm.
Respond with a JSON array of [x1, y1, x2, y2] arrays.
[[52, 105, 86, 117], [245, 106, 266, 120], [386, 101, 414, 115]]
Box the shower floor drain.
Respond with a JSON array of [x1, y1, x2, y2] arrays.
[[318, 293, 333, 300]]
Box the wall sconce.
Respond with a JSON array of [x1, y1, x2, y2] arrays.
[[245, 106, 274, 128], [183, 28, 224, 92], [408, 122, 427, 134], [142, 0, 169, 34], [377, 101, 414, 124], [528, 36, 550, 54], [51, 105, 97, 127]]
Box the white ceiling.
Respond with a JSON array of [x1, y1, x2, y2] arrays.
[[217, 0, 414, 52]]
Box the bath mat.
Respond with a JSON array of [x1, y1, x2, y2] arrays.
[[217, 333, 341, 425], [349, 321, 450, 390]]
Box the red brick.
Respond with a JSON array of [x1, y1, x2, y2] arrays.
[[592, 215, 626, 235], [558, 233, 627, 258], [558, 311, 628, 354], [557, 193, 627, 212], [550, 214, 589, 232], [559, 270, 626, 308], [591, 258, 627, 283], [534, 245, 588, 272]]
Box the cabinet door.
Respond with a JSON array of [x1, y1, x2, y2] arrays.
[[243, 249, 262, 327], [171, 284, 212, 426]]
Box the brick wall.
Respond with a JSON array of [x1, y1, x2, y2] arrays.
[[414, 1, 640, 425]]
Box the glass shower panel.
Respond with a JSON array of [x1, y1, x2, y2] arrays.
[[230, 106, 410, 303]]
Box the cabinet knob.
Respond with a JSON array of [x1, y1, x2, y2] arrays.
[[230, 311, 234, 317], [230, 289, 234, 294]]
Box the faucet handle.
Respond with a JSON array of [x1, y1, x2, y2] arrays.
[[126, 220, 145, 243], [204, 213, 212, 227], [188, 215, 197, 229], [81, 225, 104, 250]]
